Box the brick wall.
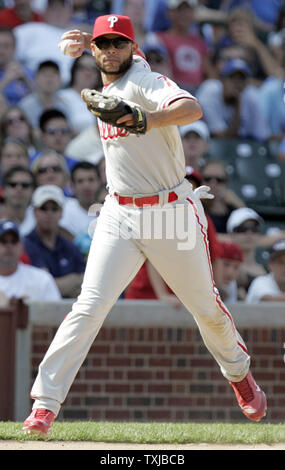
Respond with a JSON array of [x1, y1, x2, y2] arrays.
[[31, 321, 285, 423]]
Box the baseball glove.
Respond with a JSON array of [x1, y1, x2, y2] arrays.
[[81, 88, 147, 135]]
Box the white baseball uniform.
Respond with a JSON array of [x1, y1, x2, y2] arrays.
[[30, 56, 250, 417]]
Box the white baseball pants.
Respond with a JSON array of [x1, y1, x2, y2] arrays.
[[31, 181, 250, 416]]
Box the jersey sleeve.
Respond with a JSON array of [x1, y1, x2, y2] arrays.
[[137, 71, 197, 111]]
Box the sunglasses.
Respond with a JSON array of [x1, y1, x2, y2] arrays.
[[233, 225, 260, 234], [6, 181, 33, 189], [44, 127, 70, 135], [6, 116, 26, 125], [94, 36, 131, 50], [38, 205, 61, 212], [0, 237, 19, 245], [147, 55, 164, 65], [0, 238, 19, 245], [37, 165, 63, 174], [203, 176, 227, 184]]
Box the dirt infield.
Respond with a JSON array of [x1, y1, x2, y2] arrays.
[[1, 441, 285, 450]]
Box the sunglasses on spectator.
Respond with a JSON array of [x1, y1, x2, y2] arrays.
[[203, 176, 227, 184], [6, 116, 26, 125], [94, 36, 131, 50], [6, 181, 33, 189], [38, 205, 61, 212], [147, 55, 164, 65], [37, 165, 63, 174], [0, 237, 19, 245], [233, 225, 260, 233], [44, 127, 71, 135]]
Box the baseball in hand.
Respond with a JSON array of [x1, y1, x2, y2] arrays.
[[58, 39, 81, 56]]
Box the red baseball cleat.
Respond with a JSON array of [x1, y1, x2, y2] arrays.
[[229, 371, 267, 421], [23, 408, 55, 437]]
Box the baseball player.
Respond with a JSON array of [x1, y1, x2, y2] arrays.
[[23, 15, 266, 436]]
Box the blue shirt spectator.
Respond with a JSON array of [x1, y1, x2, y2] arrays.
[[259, 77, 285, 137], [196, 59, 271, 141], [24, 228, 86, 278], [23, 184, 86, 298]]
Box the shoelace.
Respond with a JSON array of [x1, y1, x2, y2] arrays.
[[234, 377, 254, 403], [34, 409, 51, 419]]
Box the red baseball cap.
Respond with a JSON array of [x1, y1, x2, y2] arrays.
[[220, 242, 243, 263], [92, 15, 135, 42]]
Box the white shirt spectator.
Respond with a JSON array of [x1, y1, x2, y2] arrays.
[[222, 280, 238, 303], [57, 88, 96, 133], [0, 262, 61, 301], [60, 197, 97, 238], [14, 23, 74, 84], [245, 273, 282, 303], [65, 124, 103, 164]]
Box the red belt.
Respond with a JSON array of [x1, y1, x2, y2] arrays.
[[114, 191, 178, 207]]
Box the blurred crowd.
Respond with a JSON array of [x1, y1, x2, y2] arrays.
[[0, 0, 284, 306]]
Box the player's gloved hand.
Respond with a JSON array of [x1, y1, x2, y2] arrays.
[[194, 185, 214, 200], [81, 89, 147, 135]]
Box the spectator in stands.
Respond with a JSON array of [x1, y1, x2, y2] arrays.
[[258, 76, 285, 139], [18, 60, 69, 129], [70, 0, 101, 30], [36, 108, 79, 171], [258, 19, 285, 140], [24, 184, 86, 298], [0, 219, 61, 304], [65, 122, 104, 165], [0, 106, 40, 158], [0, 166, 36, 235], [219, 240, 243, 303], [13, 0, 76, 84], [197, 58, 271, 141], [212, 43, 255, 78], [225, 1, 284, 34], [226, 207, 267, 299], [142, 42, 172, 77], [0, 27, 35, 105], [58, 52, 102, 133], [62, 55, 103, 162], [267, 6, 285, 68], [121, 0, 147, 46], [147, 0, 214, 93], [0, 137, 30, 180], [213, 7, 283, 84], [31, 150, 86, 238], [179, 120, 210, 172], [246, 239, 285, 303], [31, 150, 71, 196], [201, 160, 245, 233], [0, 0, 44, 29], [60, 161, 101, 238]]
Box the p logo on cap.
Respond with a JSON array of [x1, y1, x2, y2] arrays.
[[108, 16, 119, 28], [91, 15, 135, 42]]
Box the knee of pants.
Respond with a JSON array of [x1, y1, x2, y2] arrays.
[[187, 290, 229, 325], [71, 292, 115, 321]]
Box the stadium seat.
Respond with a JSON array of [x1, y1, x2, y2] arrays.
[[208, 139, 285, 216]]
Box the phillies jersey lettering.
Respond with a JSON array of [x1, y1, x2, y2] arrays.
[[98, 120, 129, 140]]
